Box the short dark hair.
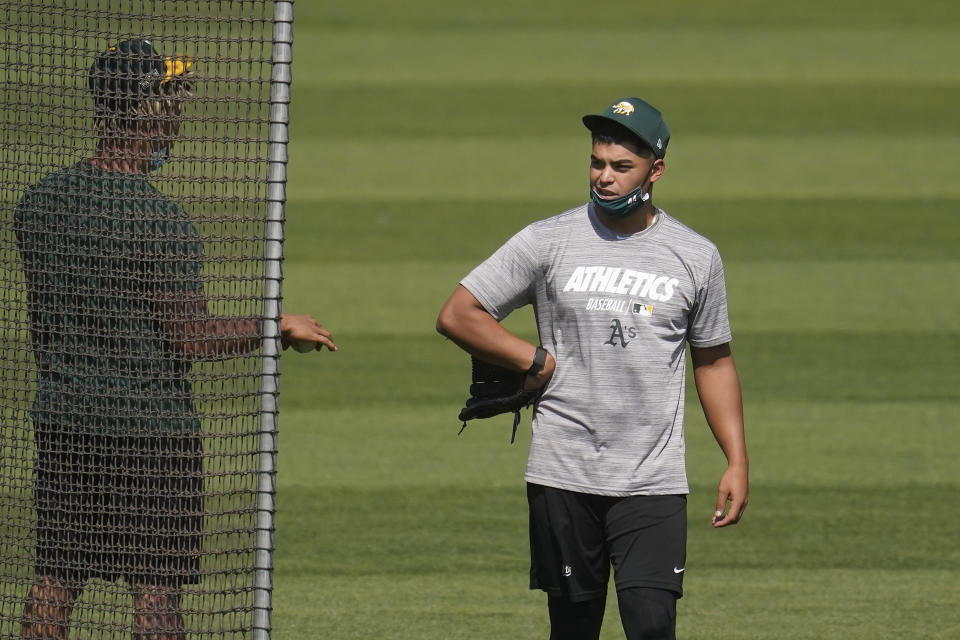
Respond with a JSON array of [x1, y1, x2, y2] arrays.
[[589, 122, 655, 158]]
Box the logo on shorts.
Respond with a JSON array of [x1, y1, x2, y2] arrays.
[[562, 564, 573, 578], [673, 567, 685, 574], [612, 101, 634, 115]]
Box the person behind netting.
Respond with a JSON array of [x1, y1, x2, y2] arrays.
[[14, 39, 336, 640]]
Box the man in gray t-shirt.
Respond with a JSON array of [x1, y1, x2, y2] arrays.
[[437, 97, 748, 640]]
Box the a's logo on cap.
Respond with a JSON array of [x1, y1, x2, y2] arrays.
[[163, 58, 192, 84], [656, 138, 663, 149], [612, 101, 634, 115]]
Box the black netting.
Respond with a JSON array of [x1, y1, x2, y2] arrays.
[[1, 2, 286, 638]]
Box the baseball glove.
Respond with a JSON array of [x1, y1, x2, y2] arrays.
[[458, 356, 540, 443]]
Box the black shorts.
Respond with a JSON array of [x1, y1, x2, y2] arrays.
[[34, 427, 204, 587], [527, 483, 686, 602]]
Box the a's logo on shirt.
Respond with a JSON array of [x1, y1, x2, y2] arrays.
[[612, 101, 634, 115], [562, 564, 573, 578], [604, 319, 630, 348]]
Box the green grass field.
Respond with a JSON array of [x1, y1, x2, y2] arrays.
[[268, 1, 960, 638]]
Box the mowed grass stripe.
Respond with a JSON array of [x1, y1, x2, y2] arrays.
[[276, 402, 957, 490], [275, 406, 531, 491], [737, 330, 958, 403], [272, 573, 549, 640], [292, 83, 960, 138], [283, 198, 960, 264], [281, 260, 960, 334], [273, 485, 958, 576], [684, 401, 958, 488], [271, 569, 960, 640], [286, 136, 960, 200], [294, 27, 960, 86], [298, 0, 960, 29], [677, 568, 960, 640], [277, 330, 959, 409], [724, 260, 960, 332]]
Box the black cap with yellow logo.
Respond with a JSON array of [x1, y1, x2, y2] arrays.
[[583, 97, 670, 158], [88, 39, 192, 119]]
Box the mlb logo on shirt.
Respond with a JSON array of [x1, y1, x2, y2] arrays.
[[632, 302, 653, 316]]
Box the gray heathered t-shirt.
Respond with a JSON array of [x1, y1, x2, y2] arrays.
[[460, 203, 732, 496]]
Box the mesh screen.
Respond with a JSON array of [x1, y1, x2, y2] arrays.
[[0, 2, 286, 638]]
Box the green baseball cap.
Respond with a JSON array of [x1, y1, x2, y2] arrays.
[[582, 97, 670, 158], [89, 39, 192, 119]]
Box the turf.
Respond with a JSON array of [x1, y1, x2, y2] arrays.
[[269, 1, 960, 638]]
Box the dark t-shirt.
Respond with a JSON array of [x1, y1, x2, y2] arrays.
[[14, 161, 204, 433]]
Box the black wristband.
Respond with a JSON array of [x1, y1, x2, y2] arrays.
[[526, 346, 548, 376]]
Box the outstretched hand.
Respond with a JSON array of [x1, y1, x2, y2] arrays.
[[280, 314, 337, 353], [712, 462, 748, 528]]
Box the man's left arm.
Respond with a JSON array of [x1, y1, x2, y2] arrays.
[[690, 343, 748, 528], [156, 291, 336, 360]]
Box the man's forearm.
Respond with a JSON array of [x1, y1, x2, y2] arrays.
[[158, 293, 262, 360], [692, 343, 749, 526], [691, 344, 747, 465], [437, 285, 539, 372], [166, 316, 261, 360]]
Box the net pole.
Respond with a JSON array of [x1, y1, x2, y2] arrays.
[[254, 2, 294, 639]]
